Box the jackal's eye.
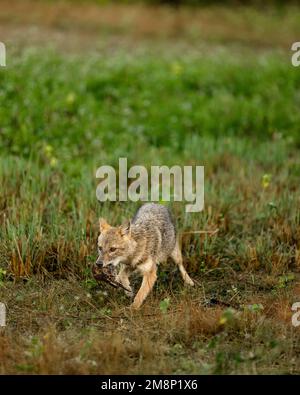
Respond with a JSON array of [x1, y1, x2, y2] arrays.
[[110, 247, 117, 253], [98, 246, 103, 254]]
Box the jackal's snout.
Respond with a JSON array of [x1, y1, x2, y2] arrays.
[[95, 257, 115, 275], [95, 256, 103, 267]]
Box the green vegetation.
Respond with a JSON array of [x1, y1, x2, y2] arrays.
[[0, 0, 300, 375], [2, 51, 300, 159]]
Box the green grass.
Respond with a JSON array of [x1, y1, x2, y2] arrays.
[[1, 50, 300, 162], [1, 49, 299, 275], [0, 45, 300, 374]]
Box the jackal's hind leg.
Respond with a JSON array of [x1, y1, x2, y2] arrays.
[[171, 241, 194, 286]]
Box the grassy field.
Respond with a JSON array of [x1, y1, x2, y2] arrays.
[[1, 0, 300, 374]]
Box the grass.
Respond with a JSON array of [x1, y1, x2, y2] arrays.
[[1, 1, 300, 374], [2, 51, 300, 155]]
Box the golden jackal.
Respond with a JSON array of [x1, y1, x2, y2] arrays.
[[96, 203, 194, 309]]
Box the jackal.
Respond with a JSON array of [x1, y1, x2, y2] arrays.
[[95, 203, 194, 309]]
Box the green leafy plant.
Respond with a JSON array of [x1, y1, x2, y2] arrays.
[[159, 298, 170, 313]]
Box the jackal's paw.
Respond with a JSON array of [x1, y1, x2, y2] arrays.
[[130, 299, 142, 310], [130, 303, 140, 310], [185, 277, 195, 287]]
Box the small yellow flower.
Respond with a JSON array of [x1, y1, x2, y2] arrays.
[[219, 316, 227, 325], [44, 144, 53, 156], [66, 92, 76, 104], [50, 157, 58, 168], [262, 174, 272, 189], [171, 62, 183, 76]]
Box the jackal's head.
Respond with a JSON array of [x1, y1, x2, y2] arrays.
[[96, 218, 136, 268]]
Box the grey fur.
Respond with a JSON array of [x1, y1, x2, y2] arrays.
[[97, 203, 194, 308], [130, 203, 176, 265]]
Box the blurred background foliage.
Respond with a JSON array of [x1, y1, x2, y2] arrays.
[[1, 0, 300, 375], [49, 0, 300, 5]]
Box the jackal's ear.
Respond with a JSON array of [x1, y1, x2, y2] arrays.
[[99, 218, 110, 233], [120, 220, 131, 237]]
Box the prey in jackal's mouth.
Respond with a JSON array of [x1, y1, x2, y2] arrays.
[[92, 264, 131, 292], [94, 203, 194, 309]]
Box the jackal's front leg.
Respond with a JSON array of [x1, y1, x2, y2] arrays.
[[131, 262, 157, 309], [116, 265, 133, 298]]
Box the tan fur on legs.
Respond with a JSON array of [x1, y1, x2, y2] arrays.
[[131, 262, 157, 309], [171, 240, 194, 286], [116, 265, 133, 297]]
